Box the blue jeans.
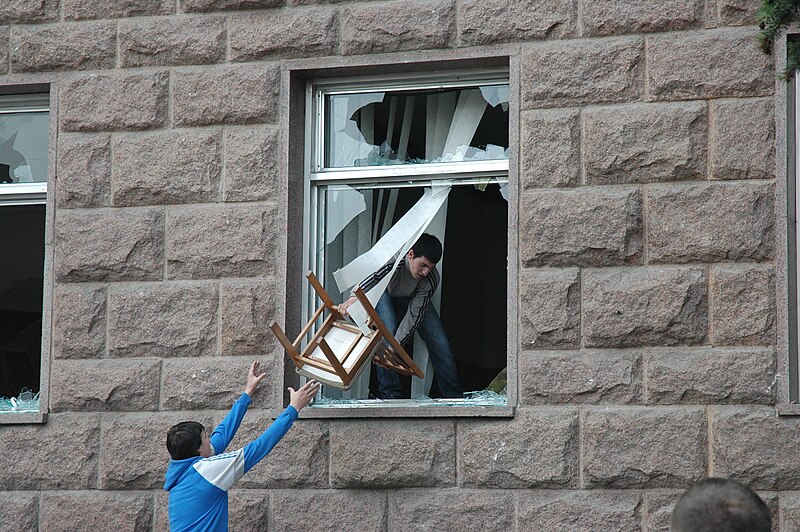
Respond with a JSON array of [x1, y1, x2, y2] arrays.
[[374, 292, 462, 399]]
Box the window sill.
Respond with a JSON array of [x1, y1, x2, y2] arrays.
[[298, 399, 514, 419], [0, 411, 46, 424], [777, 404, 800, 417]]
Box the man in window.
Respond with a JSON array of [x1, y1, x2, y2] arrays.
[[338, 233, 463, 399], [164, 361, 319, 531]]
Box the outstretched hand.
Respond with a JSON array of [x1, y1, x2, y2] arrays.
[[337, 296, 357, 317], [288, 380, 320, 412], [245, 360, 268, 397]]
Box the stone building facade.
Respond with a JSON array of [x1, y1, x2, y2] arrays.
[[1, 0, 799, 530]]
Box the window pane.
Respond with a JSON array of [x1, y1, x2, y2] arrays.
[[324, 84, 509, 169], [315, 181, 507, 401], [0, 111, 49, 185], [0, 204, 44, 406], [320, 185, 424, 299]]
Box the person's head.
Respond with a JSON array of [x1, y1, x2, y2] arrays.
[[671, 478, 771, 532], [166, 421, 213, 460], [406, 233, 442, 280]]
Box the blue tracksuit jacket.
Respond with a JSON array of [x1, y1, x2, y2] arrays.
[[163, 393, 298, 531]]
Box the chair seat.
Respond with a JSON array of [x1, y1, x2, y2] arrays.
[[299, 326, 375, 388], [308, 326, 372, 371]]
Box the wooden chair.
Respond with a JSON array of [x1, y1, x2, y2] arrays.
[[270, 272, 424, 390]]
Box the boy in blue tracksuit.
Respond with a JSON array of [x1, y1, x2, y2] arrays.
[[164, 361, 319, 531]]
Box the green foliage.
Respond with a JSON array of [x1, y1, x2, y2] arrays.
[[758, 0, 800, 79]]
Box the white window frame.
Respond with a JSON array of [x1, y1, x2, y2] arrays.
[[792, 72, 800, 403]]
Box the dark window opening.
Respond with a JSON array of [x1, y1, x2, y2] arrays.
[[0, 204, 44, 399], [322, 182, 507, 399]]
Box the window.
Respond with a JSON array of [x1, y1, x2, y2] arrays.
[[0, 90, 50, 417], [0, 92, 49, 204], [791, 71, 800, 405], [301, 69, 510, 408]]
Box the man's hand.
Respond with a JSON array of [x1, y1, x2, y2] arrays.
[[245, 360, 268, 397], [337, 296, 357, 317], [288, 380, 320, 412]]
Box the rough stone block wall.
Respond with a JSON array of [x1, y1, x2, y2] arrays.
[[0, 0, 798, 530]]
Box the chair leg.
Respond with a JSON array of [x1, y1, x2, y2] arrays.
[[306, 271, 344, 321], [353, 287, 424, 379], [270, 322, 304, 368], [317, 338, 351, 386]]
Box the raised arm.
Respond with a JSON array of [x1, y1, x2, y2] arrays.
[[338, 258, 399, 316], [209, 360, 267, 455], [243, 379, 320, 472]]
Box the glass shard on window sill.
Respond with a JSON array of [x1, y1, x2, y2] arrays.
[[0, 388, 40, 413], [312, 389, 507, 409]]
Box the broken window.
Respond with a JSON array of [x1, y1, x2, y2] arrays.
[[0, 92, 49, 202], [302, 70, 509, 407], [324, 85, 509, 168], [0, 91, 49, 414]]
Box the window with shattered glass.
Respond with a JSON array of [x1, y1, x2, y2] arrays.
[[0, 91, 48, 414], [302, 70, 509, 407]]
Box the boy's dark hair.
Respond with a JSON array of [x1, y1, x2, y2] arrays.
[[671, 478, 771, 532], [411, 233, 442, 264], [166, 421, 205, 460]]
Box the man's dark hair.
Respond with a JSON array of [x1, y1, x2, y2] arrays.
[[166, 421, 205, 460], [671, 478, 771, 532], [411, 233, 442, 264]]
